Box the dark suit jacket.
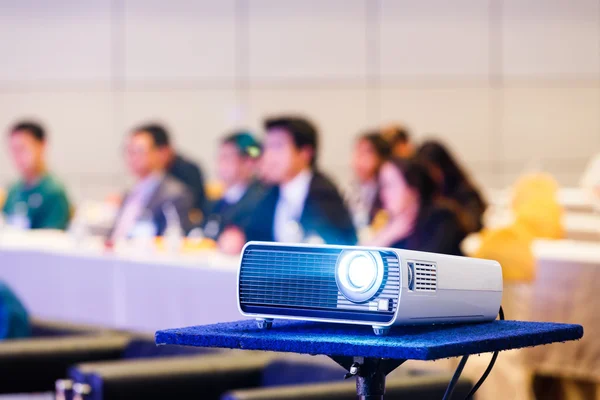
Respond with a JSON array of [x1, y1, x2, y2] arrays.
[[203, 181, 266, 240], [391, 203, 465, 256], [110, 176, 194, 238], [244, 171, 357, 245], [168, 154, 207, 215]]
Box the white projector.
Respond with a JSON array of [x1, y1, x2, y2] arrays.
[[237, 242, 503, 335]]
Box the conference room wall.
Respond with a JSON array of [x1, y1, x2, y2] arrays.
[[0, 0, 599, 202]]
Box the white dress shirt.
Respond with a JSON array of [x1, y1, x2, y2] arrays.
[[274, 169, 313, 242], [111, 174, 162, 240], [222, 183, 248, 205]]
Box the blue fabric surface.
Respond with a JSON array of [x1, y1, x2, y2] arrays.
[[155, 319, 583, 361]]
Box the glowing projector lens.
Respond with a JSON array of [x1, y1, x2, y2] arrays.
[[347, 255, 377, 289], [336, 250, 384, 303]]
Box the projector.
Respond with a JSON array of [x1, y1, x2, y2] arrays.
[[238, 242, 503, 335]]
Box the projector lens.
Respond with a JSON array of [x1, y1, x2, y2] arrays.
[[347, 255, 377, 289], [336, 250, 384, 303]]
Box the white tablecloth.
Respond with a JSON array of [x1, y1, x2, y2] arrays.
[[0, 231, 241, 333]]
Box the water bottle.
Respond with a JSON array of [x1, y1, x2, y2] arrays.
[[162, 203, 184, 254], [130, 211, 157, 255], [9, 201, 30, 230]]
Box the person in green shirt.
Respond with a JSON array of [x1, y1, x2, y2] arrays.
[[2, 121, 71, 230]]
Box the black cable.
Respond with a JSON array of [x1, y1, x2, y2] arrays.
[[464, 306, 505, 399], [442, 354, 470, 400]]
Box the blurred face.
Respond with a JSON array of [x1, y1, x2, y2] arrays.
[[379, 162, 419, 216], [125, 132, 161, 179], [353, 139, 380, 183], [261, 128, 311, 184], [8, 131, 45, 178], [218, 142, 245, 187]]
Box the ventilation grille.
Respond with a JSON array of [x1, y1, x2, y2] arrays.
[[239, 247, 340, 309], [408, 261, 437, 292]]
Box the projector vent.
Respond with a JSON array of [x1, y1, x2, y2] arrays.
[[239, 247, 340, 309], [408, 261, 437, 292]]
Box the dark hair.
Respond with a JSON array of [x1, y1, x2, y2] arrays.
[[416, 140, 470, 195], [358, 131, 392, 160], [10, 121, 46, 142], [264, 116, 318, 166], [132, 123, 170, 148], [222, 131, 262, 159], [384, 125, 410, 146], [386, 158, 438, 206]]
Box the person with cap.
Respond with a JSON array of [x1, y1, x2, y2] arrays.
[[2, 121, 71, 230], [202, 132, 265, 240]]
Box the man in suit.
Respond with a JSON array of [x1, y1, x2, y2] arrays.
[[136, 124, 208, 218], [203, 132, 264, 240], [110, 126, 193, 240], [2, 121, 71, 230], [219, 116, 356, 253]]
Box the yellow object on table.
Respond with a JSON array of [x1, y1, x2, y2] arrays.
[[473, 225, 536, 283], [154, 237, 218, 253]]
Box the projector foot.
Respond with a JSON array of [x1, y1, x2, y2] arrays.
[[256, 318, 273, 329], [372, 326, 390, 336]]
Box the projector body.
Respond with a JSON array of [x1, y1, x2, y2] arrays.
[[238, 242, 503, 335]]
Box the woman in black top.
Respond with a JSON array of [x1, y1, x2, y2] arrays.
[[416, 140, 487, 234], [366, 158, 465, 256]]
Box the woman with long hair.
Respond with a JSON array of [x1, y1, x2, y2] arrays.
[[416, 140, 487, 233], [367, 158, 465, 256]]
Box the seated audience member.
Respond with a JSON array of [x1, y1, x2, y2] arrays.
[[581, 152, 600, 198], [109, 126, 193, 240], [139, 124, 208, 217], [416, 140, 486, 233], [202, 132, 265, 240], [381, 124, 414, 158], [367, 158, 464, 256], [0, 281, 30, 339], [219, 116, 357, 252], [2, 121, 71, 230], [348, 131, 391, 227]]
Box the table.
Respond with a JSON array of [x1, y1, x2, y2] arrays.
[[0, 231, 241, 333], [487, 187, 597, 214], [156, 319, 583, 399]]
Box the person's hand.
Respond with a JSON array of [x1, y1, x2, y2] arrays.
[[218, 226, 247, 255]]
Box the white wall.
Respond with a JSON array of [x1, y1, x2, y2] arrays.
[[0, 0, 599, 201]]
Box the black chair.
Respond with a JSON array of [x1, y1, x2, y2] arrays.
[[66, 356, 472, 400], [0, 319, 211, 395], [222, 373, 473, 400]]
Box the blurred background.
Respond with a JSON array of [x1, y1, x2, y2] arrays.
[[0, 0, 598, 200], [0, 1, 599, 400]]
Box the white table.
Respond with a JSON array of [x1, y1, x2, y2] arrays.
[[0, 231, 241, 333], [487, 187, 597, 214]]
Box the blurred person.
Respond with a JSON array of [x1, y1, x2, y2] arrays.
[[202, 132, 265, 240], [348, 131, 391, 227], [366, 158, 465, 256], [2, 121, 70, 230], [381, 124, 414, 158], [0, 281, 30, 339], [581, 152, 600, 199], [416, 140, 487, 233], [143, 124, 208, 217], [109, 126, 193, 240], [219, 116, 357, 252]]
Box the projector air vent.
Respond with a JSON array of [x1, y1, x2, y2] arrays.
[[408, 261, 437, 292], [239, 246, 341, 309]]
